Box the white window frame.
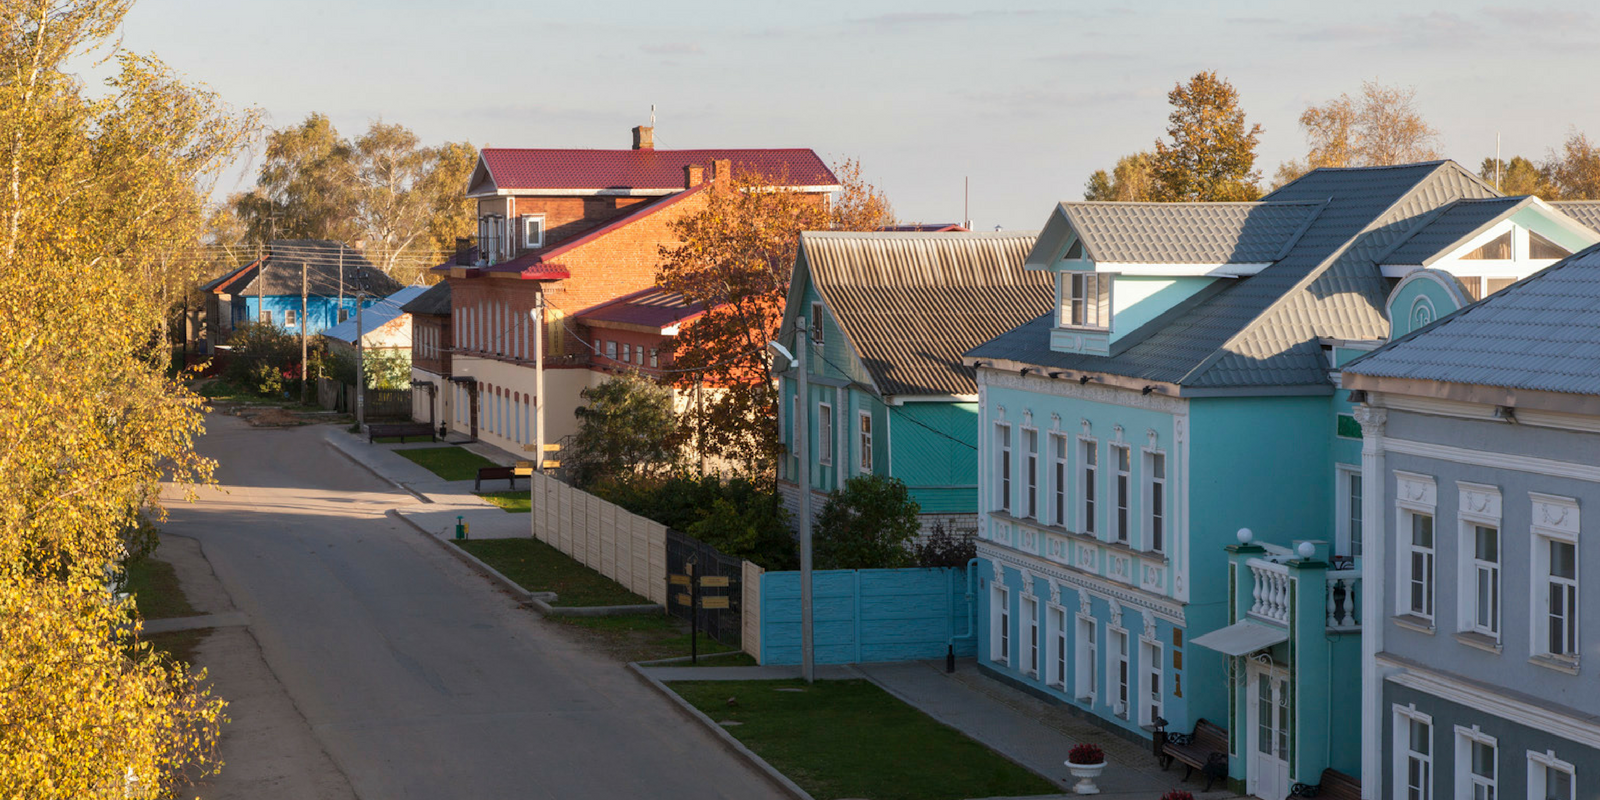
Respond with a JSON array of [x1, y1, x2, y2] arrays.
[[991, 582, 1010, 666], [1112, 443, 1131, 544], [1050, 433, 1069, 528], [1140, 636, 1163, 726], [1075, 612, 1097, 703], [1023, 428, 1039, 519], [1022, 593, 1039, 677], [260, 308, 273, 325], [605, 340, 617, 360], [1527, 749, 1575, 800], [521, 213, 546, 249], [1047, 603, 1067, 689], [995, 423, 1012, 513], [788, 393, 798, 478], [1453, 725, 1497, 800], [810, 301, 825, 344], [858, 411, 873, 473], [284, 308, 297, 327], [1108, 625, 1130, 719], [1080, 438, 1098, 536], [1394, 704, 1434, 800], [1531, 493, 1581, 665], [1456, 482, 1502, 642], [1144, 449, 1166, 554], [1336, 465, 1363, 558], [1057, 271, 1113, 331], [620, 343, 631, 364], [818, 402, 833, 467], [1394, 472, 1438, 622]]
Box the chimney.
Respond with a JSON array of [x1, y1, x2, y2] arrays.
[[684, 164, 705, 189], [711, 158, 732, 185], [632, 125, 654, 150]]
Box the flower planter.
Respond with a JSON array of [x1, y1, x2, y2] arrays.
[[1065, 760, 1106, 795]]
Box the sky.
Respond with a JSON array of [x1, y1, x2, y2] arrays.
[[107, 0, 1600, 230]]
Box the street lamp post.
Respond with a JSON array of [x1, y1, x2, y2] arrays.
[[767, 317, 814, 683]]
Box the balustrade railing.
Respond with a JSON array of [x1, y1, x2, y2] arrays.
[[1247, 558, 1291, 625], [1326, 570, 1361, 631]]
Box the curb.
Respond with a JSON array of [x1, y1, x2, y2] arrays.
[[385, 510, 532, 602], [636, 650, 753, 667], [626, 662, 815, 800], [325, 432, 432, 504], [528, 596, 662, 617]]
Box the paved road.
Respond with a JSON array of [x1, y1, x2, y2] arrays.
[[165, 414, 782, 800]]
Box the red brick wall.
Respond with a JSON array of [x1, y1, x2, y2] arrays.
[[584, 327, 675, 375], [411, 314, 452, 374]]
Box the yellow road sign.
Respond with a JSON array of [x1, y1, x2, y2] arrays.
[[674, 593, 693, 606], [542, 459, 560, 469], [698, 576, 730, 588], [700, 596, 730, 609], [669, 574, 691, 586]]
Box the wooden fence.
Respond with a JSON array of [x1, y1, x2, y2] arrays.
[[528, 471, 668, 606], [742, 561, 764, 661]]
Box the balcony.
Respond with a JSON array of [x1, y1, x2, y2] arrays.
[[1244, 550, 1361, 633]]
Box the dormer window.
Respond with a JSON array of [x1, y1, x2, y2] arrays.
[[522, 214, 545, 250], [1065, 239, 1085, 260], [1461, 231, 1511, 260], [1529, 230, 1571, 260], [1058, 273, 1112, 330]]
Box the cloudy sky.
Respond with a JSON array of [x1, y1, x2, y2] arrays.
[[114, 0, 1600, 229]]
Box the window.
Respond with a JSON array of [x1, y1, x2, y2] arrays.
[[1337, 467, 1363, 558], [1109, 627, 1130, 718], [605, 340, 617, 360], [1081, 440, 1097, 535], [789, 394, 799, 476], [1146, 451, 1166, 553], [995, 424, 1012, 513], [260, 308, 273, 325], [1050, 434, 1069, 527], [1454, 727, 1496, 800], [992, 583, 1010, 665], [1462, 231, 1512, 260], [284, 309, 297, 326], [1140, 638, 1163, 726], [1529, 230, 1571, 260], [810, 302, 824, 344], [1406, 511, 1436, 620], [1023, 594, 1039, 677], [1059, 272, 1112, 329], [858, 412, 873, 473], [1528, 751, 1575, 800], [650, 348, 659, 368], [818, 403, 833, 466], [1541, 538, 1578, 659], [1394, 706, 1433, 800], [339, 308, 349, 323], [521, 214, 545, 249], [1048, 605, 1067, 688], [1075, 614, 1097, 702], [1469, 524, 1501, 638], [1112, 444, 1130, 544], [1024, 429, 1039, 519]]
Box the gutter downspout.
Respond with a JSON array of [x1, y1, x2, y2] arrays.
[[947, 557, 980, 672]]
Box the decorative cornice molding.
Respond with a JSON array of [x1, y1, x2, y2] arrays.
[[982, 369, 1189, 416], [1384, 437, 1600, 484], [979, 541, 1187, 626], [1379, 656, 1600, 748]]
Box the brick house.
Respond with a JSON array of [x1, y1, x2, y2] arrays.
[[433, 126, 838, 456], [401, 281, 453, 433]]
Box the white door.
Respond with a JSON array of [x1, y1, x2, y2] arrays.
[[1247, 664, 1292, 800]]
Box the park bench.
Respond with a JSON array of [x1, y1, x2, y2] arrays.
[[1154, 717, 1229, 792], [474, 465, 525, 492], [1289, 767, 1361, 798], [368, 422, 436, 443]]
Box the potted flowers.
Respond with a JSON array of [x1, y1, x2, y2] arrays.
[[1065, 742, 1107, 795], [1160, 792, 1195, 800]]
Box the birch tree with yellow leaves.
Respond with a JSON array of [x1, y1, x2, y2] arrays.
[[0, 0, 256, 795]]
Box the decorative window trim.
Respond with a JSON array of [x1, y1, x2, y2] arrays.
[[1079, 436, 1098, 537], [1335, 464, 1363, 558], [992, 582, 1011, 666], [1394, 471, 1438, 622], [858, 410, 873, 474], [818, 402, 834, 466], [1049, 432, 1070, 529], [1143, 448, 1166, 554], [1075, 612, 1098, 704], [521, 214, 546, 249], [1046, 602, 1068, 689], [1139, 636, 1163, 727], [1108, 625, 1130, 719], [995, 423, 1013, 513], [1023, 426, 1040, 520], [1393, 704, 1434, 800], [1527, 749, 1576, 800], [1453, 725, 1498, 800], [1457, 482, 1503, 642], [1022, 593, 1040, 678], [1111, 443, 1131, 545]]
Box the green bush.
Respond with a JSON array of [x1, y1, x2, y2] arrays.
[[815, 474, 921, 570], [591, 473, 797, 570], [221, 321, 298, 391], [569, 372, 681, 488]]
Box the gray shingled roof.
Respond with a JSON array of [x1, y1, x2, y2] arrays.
[[801, 231, 1053, 396], [226, 240, 401, 298], [1053, 201, 1323, 264], [1344, 243, 1600, 396], [1553, 201, 1600, 235], [1378, 197, 1531, 266], [400, 281, 451, 316], [968, 161, 1501, 390]]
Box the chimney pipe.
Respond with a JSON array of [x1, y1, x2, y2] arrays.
[[711, 158, 732, 185], [632, 125, 654, 150], [684, 164, 705, 189]]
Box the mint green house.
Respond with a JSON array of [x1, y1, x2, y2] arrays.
[[773, 231, 1054, 533], [962, 162, 1600, 799]]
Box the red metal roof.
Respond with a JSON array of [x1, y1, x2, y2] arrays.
[[574, 287, 711, 332], [483, 184, 709, 278], [479, 148, 838, 192]]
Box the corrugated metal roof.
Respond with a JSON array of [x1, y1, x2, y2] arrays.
[[1057, 201, 1323, 264], [1378, 197, 1531, 265], [575, 287, 709, 331], [1553, 201, 1600, 234], [479, 148, 838, 191], [968, 161, 1502, 389], [1344, 242, 1600, 396], [801, 231, 1052, 396], [318, 286, 428, 343], [400, 281, 450, 316]]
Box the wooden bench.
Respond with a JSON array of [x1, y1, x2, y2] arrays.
[[1154, 717, 1229, 792], [474, 465, 525, 492], [368, 422, 436, 443], [1289, 767, 1360, 798]]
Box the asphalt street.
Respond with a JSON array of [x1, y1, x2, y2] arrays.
[[163, 414, 782, 799]]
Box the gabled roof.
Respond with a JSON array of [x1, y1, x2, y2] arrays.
[[1033, 201, 1323, 266], [400, 281, 451, 316], [797, 231, 1053, 397], [575, 287, 709, 333], [472, 184, 711, 279], [1344, 242, 1600, 398], [204, 240, 402, 298], [1552, 201, 1600, 234], [471, 148, 838, 196], [1376, 197, 1532, 266], [319, 286, 428, 343], [968, 161, 1502, 391]]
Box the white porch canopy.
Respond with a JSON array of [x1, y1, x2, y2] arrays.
[[1190, 620, 1288, 657]]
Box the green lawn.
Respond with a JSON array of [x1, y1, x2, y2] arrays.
[[552, 613, 742, 663], [122, 557, 198, 620], [145, 628, 211, 667], [476, 490, 530, 513], [454, 538, 647, 606], [668, 679, 1056, 800], [395, 446, 497, 481]]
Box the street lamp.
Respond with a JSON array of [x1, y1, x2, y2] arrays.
[[767, 316, 814, 683]]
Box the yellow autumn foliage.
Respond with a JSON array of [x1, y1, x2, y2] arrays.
[[0, 1, 256, 795]]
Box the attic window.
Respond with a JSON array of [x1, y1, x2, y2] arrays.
[[1461, 231, 1511, 260], [1529, 230, 1571, 260], [1065, 240, 1085, 260], [1059, 273, 1112, 330], [810, 302, 824, 344], [522, 214, 545, 249]]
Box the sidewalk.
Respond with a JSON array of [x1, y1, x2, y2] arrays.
[[637, 657, 1239, 800]]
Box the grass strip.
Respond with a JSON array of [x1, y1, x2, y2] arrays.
[[123, 557, 198, 620], [667, 679, 1057, 800], [395, 446, 497, 481], [476, 490, 530, 513], [553, 613, 741, 663], [454, 537, 647, 606]]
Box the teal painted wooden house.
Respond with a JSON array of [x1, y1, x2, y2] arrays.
[[773, 230, 1054, 534], [961, 161, 1600, 799]]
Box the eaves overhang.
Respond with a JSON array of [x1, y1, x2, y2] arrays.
[[1342, 373, 1600, 418]]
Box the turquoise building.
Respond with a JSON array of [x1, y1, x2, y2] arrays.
[[963, 162, 1600, 799], [774, 230, 1054, 533]]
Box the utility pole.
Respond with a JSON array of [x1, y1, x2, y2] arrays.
[[338, 245, 345, 319], [796, 316, 814, 683], [532, 296, 545, 470], [299, 261, 308, 405], [355, 267, 366, 428]]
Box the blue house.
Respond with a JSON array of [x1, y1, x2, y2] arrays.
[[201, 240, 400, 347], [961, 161, 1599, 798], [773, 230, 1054, 533]]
